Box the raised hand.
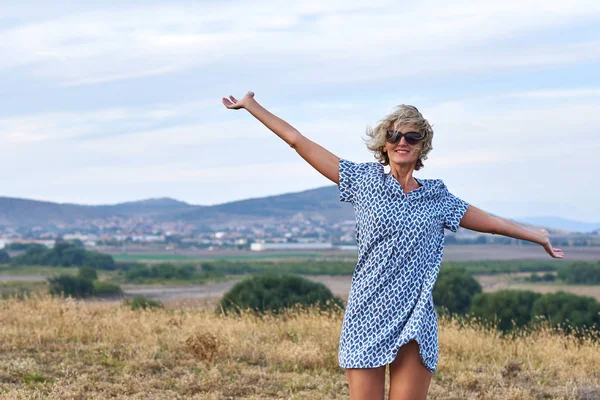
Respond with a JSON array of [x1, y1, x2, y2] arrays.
[[222, 91, 255, 110], [540, 229, 564, 259]]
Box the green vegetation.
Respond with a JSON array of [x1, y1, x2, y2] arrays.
[[557, 261, 600, 284], [121, 263, 224, 284], [92, 281, 123, 297], [5, 243, 47, 251], [0, 250, 10, 264], [10, 242, 115, 270], [471, 290, 542, 332], [48, 275, 94, 298], [442, 260, 561, 275], [113, 254, 195, 262], [0, 265, 79, 276], [0, 281, 47, 299], [471, 290, 600, 334], [47, 267, 122, 299], [124, 296, 163, 311], [524, 272, 556, 282], [219, 274, 344, 315], [78, 266, 98, 281], [532, 291, 600, 334], [433, 268, 482, 314]]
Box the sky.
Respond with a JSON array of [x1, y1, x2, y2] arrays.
[[1, 0, 599, 222]]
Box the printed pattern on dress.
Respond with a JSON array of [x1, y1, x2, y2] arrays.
[[337, 158, 469, 373]]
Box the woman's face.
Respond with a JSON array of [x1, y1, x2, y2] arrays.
[[383, 124, 422, 168]]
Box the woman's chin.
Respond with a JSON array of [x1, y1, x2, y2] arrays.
[[389, 155, 418, 166]]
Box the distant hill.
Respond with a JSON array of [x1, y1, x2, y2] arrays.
[[0, 196, 195, 227], [0, 188, 595, 233], [172, 186, 353, 225], [516, 217, 600, 234], [0, 187, 350, 228]]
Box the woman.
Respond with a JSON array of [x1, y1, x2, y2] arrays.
[[222, 91, 564, 400]]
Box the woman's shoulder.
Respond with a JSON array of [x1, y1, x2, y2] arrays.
[[340, 158, 384, 175], [416, 178, 452, 197]]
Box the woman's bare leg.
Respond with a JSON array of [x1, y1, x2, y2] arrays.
[[388, 340, 432, 400], [345, 366, 386, 400]]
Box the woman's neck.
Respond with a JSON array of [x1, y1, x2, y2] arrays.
[[389, 163, 419, 192]]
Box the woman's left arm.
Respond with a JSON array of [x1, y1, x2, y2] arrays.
[[459, 205, 564, 259]]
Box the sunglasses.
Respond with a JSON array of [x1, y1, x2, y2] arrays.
[[386, 130, 424, 145]]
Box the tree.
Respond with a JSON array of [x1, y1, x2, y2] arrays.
[[219, 274, 344, 315], [0, 249, 10, 264], [432, 267, 482, 315], [78, 266, 98, 281], [48, 275, 94, 298], [531, 291, 600, 333], [10, 243, 115, 270], [470, 290, 542, 332], [557, 262, 600, 284]]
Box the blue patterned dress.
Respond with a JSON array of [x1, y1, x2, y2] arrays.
[[337, 158, 469, 373]]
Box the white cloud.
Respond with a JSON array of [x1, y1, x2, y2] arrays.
[[0, 1, 599, 220], [1, 1, 599, 86]]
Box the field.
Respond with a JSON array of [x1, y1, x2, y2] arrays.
[[104, 244, 600, 262], [0, 295, 599, 399], [4, 270, 600, 303]]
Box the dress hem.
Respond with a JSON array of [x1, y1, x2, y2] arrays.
[[339, 337, 436, 374]]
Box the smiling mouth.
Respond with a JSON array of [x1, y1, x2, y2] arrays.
[[394, 149, 410, 154]]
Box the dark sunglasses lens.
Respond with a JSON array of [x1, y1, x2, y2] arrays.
[[386, 130, 400, 143], [405, 133, 423, 145]]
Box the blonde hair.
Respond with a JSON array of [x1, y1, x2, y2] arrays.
[[364, 105, 434, 170]]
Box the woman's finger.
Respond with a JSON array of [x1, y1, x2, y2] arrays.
[[230, 95, 238, 102]]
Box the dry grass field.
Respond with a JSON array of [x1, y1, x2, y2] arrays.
[[1, 296, 599, 399]]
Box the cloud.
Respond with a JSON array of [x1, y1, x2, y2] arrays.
[[0, 1, 599, 220], [1, 1, 599, 86]]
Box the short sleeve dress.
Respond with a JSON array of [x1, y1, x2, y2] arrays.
[[337, 158, 469, 373]]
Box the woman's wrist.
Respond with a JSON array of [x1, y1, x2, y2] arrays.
[[243, 97, 259, 111]]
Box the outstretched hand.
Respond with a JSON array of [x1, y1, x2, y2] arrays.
[[222, 91, 255, 110], [540, 229, 564, 259]]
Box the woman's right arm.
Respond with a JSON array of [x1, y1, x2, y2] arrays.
[[222, 91, 340, 184]]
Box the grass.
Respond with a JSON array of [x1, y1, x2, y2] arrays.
[[0, 281, 47, 298], [0, 266, 78, 276], [0, 295, 598, 399], [113, 253, 331, 262]]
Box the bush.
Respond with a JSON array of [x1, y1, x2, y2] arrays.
[[531, 291, 600, 333], [433, 268, 482, 315], [92, 282, 123, 297], [0, 249, 10, 264], [10, 243, 115, 270], [525, 272, 556, 282], [48, 275, 94, 298], [78, 266, 98, 281], [557, 262, 600, 284], [125, 296, 163, 311], [6, 243, 46, 251], [219, 274, 344, 315], [123, 263, 209, 282], [470, 290, 542, 332]]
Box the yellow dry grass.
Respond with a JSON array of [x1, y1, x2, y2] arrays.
[[0, 296, 599, 399]]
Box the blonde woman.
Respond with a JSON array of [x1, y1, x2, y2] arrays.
[[222, 91, 564, 400]]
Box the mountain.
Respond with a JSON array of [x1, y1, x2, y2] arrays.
[[95, 198, 194, 217], [0, 189, 595, 233], [515, 217, 600, 234], [0, 196, 195, 227], [172, 186, 353, 225], [0, 187, 350, 228]]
